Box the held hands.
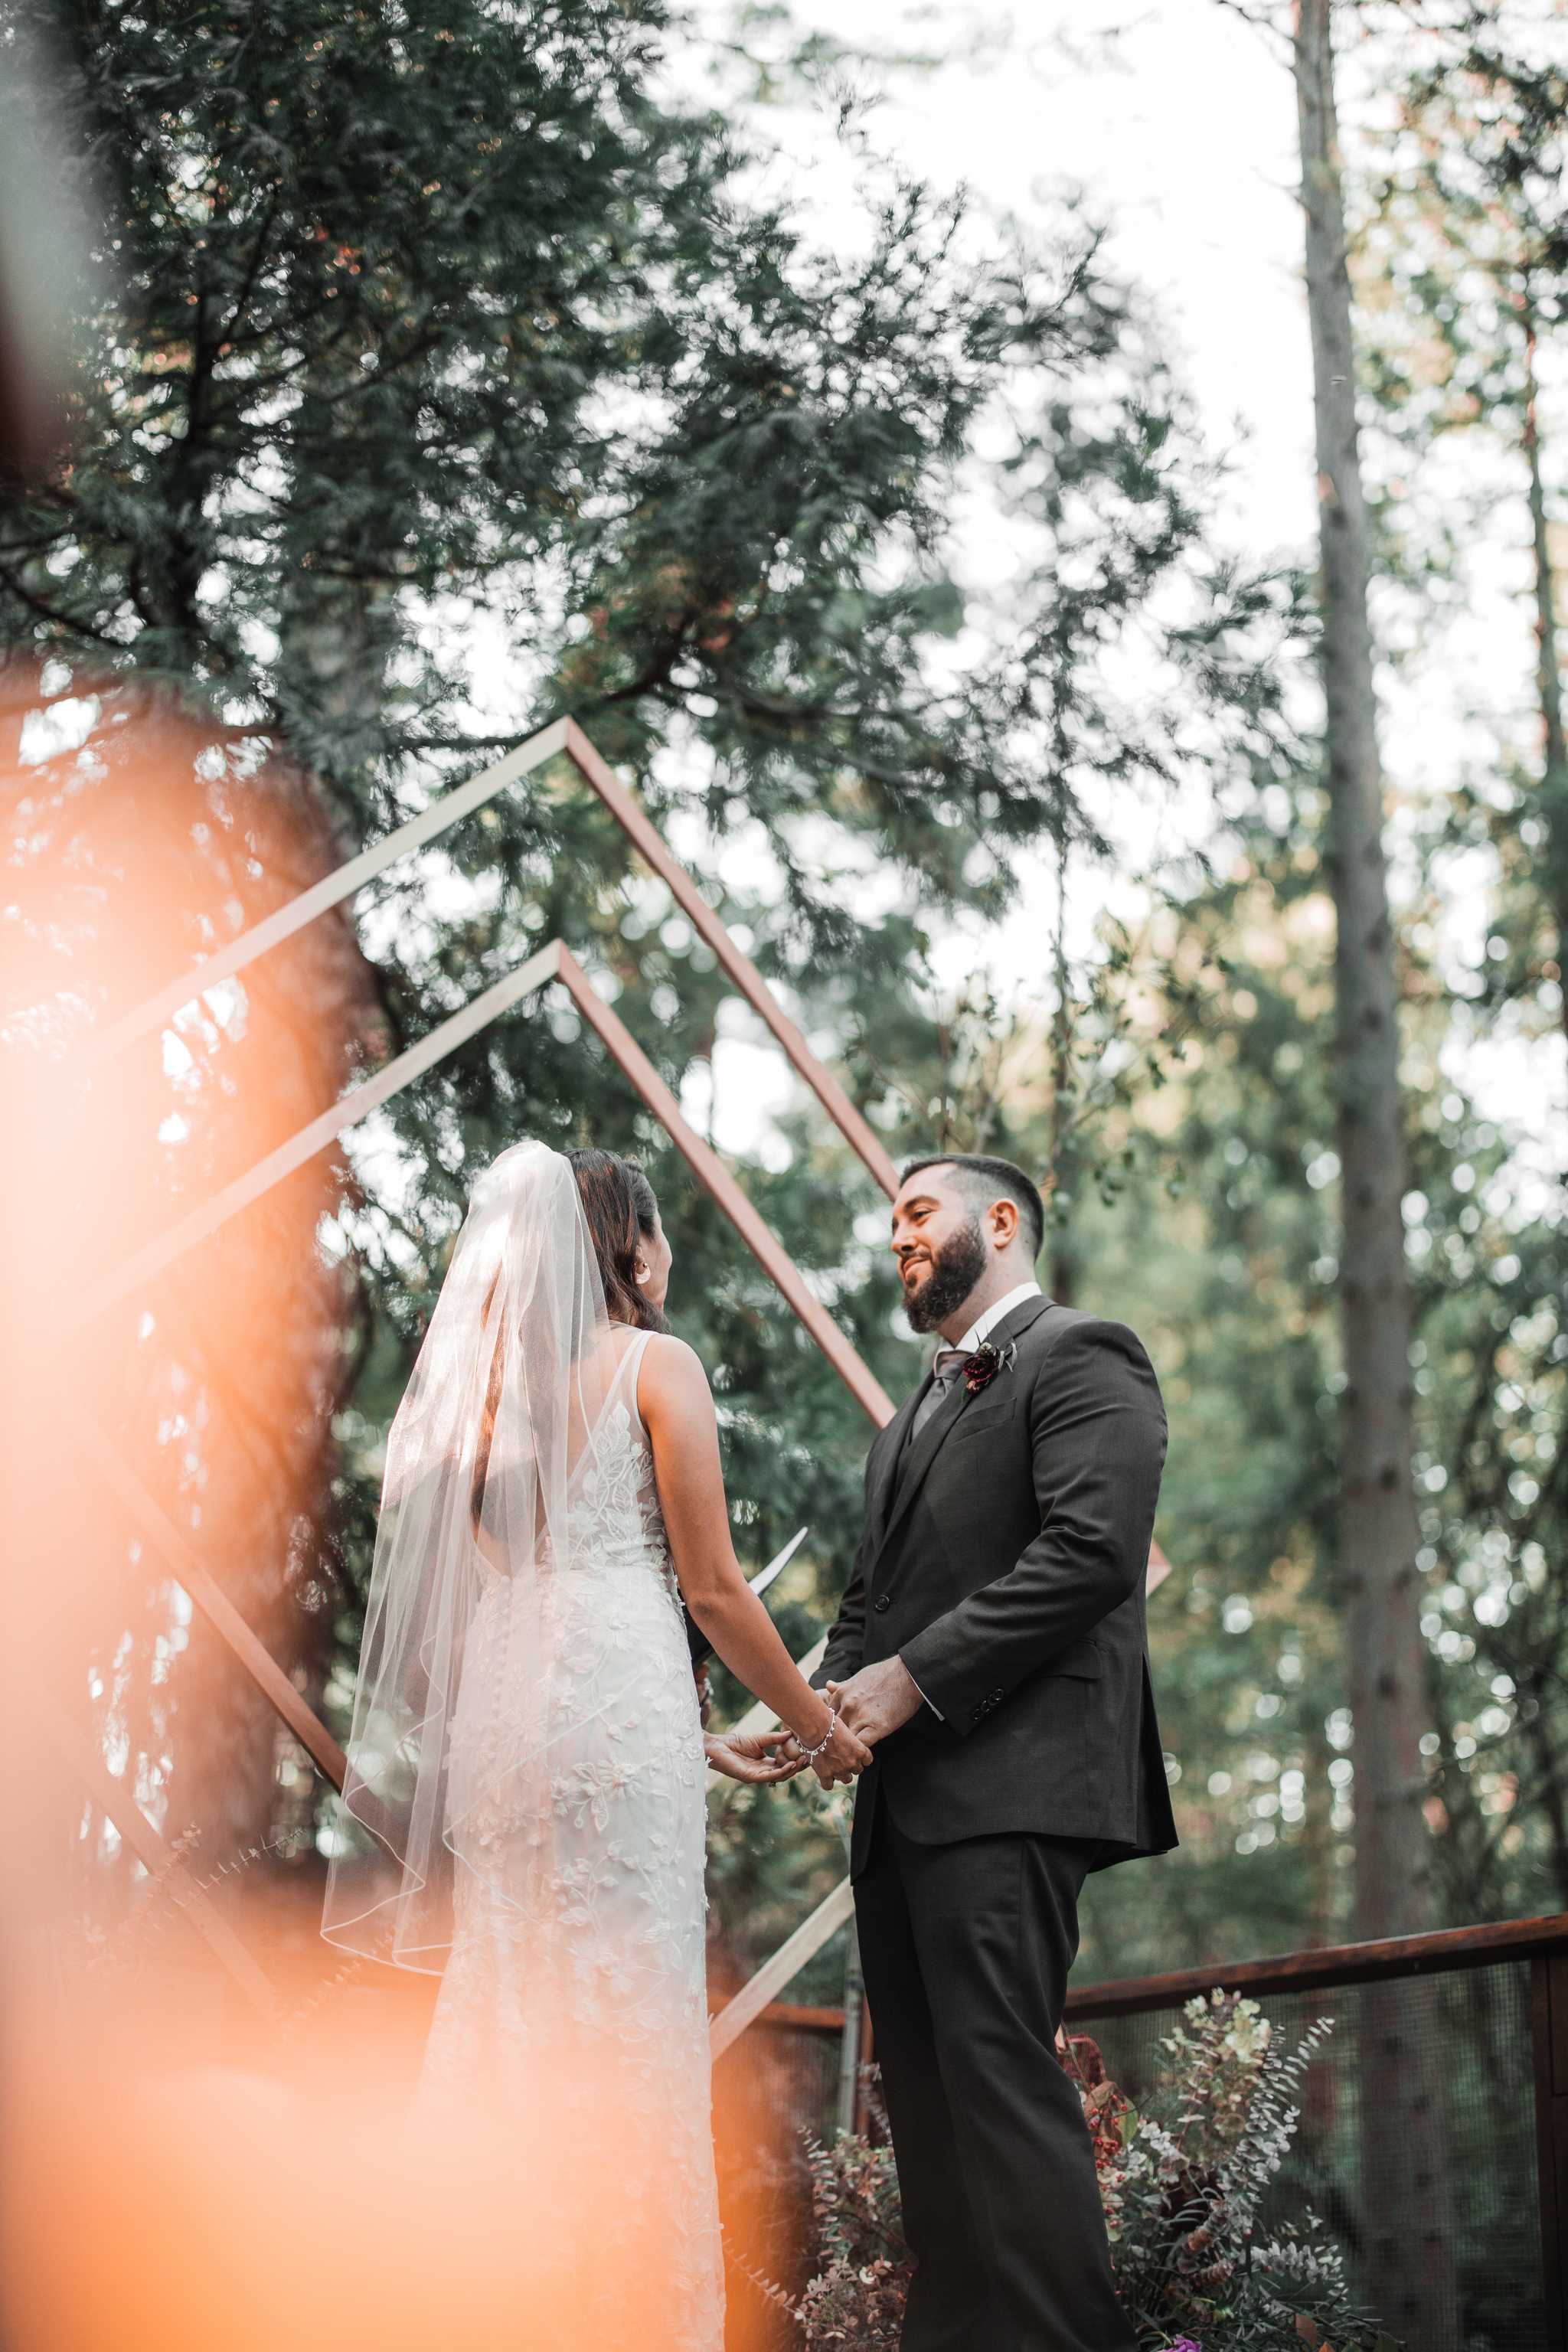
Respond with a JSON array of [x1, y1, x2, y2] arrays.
[[800, 1710, 874, 1791], [780, 1658, 923, 1790], [704, 1729, 809, 1785], [827, 1657, 925, 1753], [716, 1662, 923, 1795], [694, 1666, 873, 1791]]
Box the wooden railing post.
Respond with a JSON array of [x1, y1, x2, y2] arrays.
[[835, 1925, 865, 2139], [854, 1999, 876, 2140], [1534, 1947, 1568, 2352]]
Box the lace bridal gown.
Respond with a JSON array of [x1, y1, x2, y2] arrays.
[[414, 1329, 724, 2349], [322, 1145, 727, 2349]]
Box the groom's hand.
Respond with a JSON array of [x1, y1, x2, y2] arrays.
[[828, 1657, 924, 1749]]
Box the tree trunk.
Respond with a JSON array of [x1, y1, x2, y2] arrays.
[[1293, 2, 1454, 2335], [1295, 0, 1430, 1955], [1521, 299, 1568, 1053], [1525, 1671, 1568, 1913], [1046, 843, 1076, 1306]]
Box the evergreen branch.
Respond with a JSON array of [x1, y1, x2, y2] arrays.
[[217, 184, 283, 354], [0, 567, 125, 648]]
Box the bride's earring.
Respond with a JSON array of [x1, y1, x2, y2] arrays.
[[634, 1259, 650, 1290]]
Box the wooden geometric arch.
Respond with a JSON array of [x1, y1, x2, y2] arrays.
[[74, 714, 1168, 2053]]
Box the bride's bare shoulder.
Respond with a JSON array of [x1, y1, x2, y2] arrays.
[[635, 1330, 714, 1423]]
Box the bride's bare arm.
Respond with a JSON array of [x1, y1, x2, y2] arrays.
[[639, 1335, 871, 1777]]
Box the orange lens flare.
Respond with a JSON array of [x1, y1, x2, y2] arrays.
[[5, 1938, 727, 2352]]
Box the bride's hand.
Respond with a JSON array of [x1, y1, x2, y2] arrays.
[[804, 1711, 873, 1789], [704, 1730, 808, 1784]]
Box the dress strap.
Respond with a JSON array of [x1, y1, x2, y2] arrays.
[[621, 1327, 656, 1433]]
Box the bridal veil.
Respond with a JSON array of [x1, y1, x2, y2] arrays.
[[319, 1138, 630, 1971]]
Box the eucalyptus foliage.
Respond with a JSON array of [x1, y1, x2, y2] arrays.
[[774, 1993, 1390, 2352]]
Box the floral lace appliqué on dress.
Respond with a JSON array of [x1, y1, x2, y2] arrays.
[[415, 1331, 722, 2352]]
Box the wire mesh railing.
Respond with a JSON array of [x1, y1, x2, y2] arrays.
[[1063, 1915, 1568, 2352], [1082, 1963, 1538, 2347], [752, 1916, 1568, 2352]]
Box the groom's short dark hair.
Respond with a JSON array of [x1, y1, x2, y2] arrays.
[[899, 1153, 1046, 1262]]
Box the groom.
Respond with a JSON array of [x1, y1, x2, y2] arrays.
[[809, 1153, 1176, 2352]]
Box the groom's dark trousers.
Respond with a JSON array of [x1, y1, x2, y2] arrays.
[[815, 1295, 1178, 2352]]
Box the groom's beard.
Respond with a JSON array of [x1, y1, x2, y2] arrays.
[[902, 1215, 988, 1335]]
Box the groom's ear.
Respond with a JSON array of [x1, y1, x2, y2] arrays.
[[988, 1197, 1020, 1249]]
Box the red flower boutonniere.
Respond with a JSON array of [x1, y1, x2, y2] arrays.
[[962, 1338, 1018, 1396]]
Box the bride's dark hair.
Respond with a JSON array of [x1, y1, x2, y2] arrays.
[[566, 1147, 669, 1333]]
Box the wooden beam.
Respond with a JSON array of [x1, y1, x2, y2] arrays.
[[710, 1876, 856, 2062], [87, 712, 900, 1201], [84, 1429, 348, 1792], [559, 948, 895, 1426], [31, 1697, 280, 2017], [1534, 1949, 1568, 2352], [71, 705, 1174, 2070], [707, 1996, 847, 2035], [1067, 1908, 1568, 2020], [89, 720, 572, 1062], [561, 719, 898, 1197], [74, 942, 565, 1333]]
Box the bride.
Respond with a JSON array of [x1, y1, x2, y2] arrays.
[[320, 1139, 869, 2350]]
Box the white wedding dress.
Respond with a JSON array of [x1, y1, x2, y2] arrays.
[[413, 1328, 724, 2349]]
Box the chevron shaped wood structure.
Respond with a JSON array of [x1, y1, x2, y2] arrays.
[[72, 716, 1171, 2045]]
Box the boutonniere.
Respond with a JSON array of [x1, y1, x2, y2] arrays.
[[962, 1338, 1018, 1396]]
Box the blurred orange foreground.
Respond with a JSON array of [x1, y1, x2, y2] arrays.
[[5, 1942, 710, 2352]]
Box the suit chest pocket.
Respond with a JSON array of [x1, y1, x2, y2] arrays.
[[926, 1394, 1031, 1560], [950, 1396, 1018, 1444]]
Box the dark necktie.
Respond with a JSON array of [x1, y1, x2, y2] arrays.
[[906, 1346, 972, 1448]]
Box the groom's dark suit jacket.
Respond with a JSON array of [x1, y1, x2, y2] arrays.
[[817, 1292, 1178, 1880]]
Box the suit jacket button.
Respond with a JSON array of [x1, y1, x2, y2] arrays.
[[873, 1595, 891, 1613]]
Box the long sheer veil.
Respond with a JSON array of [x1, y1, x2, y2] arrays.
[[320, 1138, 632, 1971]]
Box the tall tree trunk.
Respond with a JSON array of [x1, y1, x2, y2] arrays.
[[1520, 298, 1568, 1053], [1295, 0, 1429, 1955], [1525, 1671, 1568, 1913], [1293, 3, 1454, 2336], [1046, 841, 1076, 1306]]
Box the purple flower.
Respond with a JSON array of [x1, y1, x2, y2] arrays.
[[962, 1338, 1017, 1396]]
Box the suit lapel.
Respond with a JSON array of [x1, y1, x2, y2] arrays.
[[867, 1378, 927, 1549], [870, 1292, 1057, 1576], [872, 1373, 975, 1568]]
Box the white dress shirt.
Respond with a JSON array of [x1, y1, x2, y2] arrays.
[[950, 1279, 1044, 1356], [902, 1279, 1043, 1720]]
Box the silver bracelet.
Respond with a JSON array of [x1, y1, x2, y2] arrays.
[[799, 1707, 838, 1762]]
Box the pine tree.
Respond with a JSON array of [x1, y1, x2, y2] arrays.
[[1290, 11, 1455, 2331], [1354, 2, 1568, 1928], [1363, 5, 1568, 1054], [5, 0, 1276, 1907]]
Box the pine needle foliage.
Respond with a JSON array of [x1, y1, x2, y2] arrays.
[[778, 1993, 1396, 2352], [3, 0, 1286, 1890]]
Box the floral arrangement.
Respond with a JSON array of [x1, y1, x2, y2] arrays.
[[774, 1991, 1401, 2352], [1077, 1991, 1397, 2350]]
